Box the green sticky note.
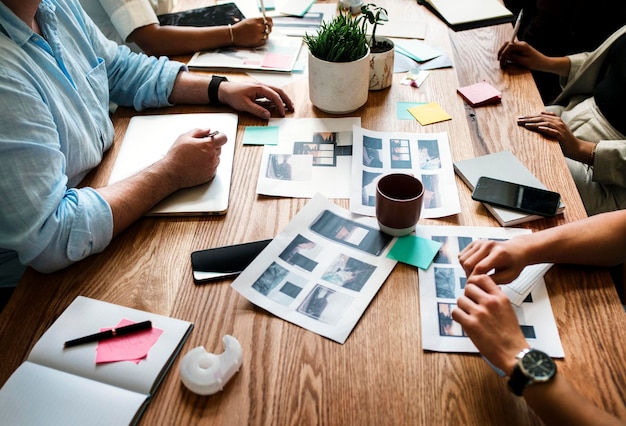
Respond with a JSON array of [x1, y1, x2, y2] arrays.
[[397, 102, 426, 120], [243, 126, 279, 145], [387, 234, 442, 269]]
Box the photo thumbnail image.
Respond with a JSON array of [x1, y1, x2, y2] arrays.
[[362, 135, 383, 168], [434, 267, 459, 299], [361, 170, 382, 207], [279, 234, 322, 272], [390, 138, 411, 169], [293, 131, 341, 167], [421, 174, 442, 209], [266, 154, 313, 181], [438, 302, 464, 337], [322, 254, 376, 292], [253, 262, 308, 307], [298, 284, 354, 325], [418, 139, 441, 170]]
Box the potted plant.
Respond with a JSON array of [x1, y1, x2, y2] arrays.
[[361, 3, 394, 90], [303, 9, 370, 114]]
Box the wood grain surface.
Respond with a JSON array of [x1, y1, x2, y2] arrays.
[[1, 1, 624, 425]]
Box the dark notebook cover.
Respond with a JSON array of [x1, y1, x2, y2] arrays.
[[417, 0, 514, 31], [157, 2, 245, 27]]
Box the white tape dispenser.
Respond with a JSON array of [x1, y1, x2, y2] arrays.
[[179, 335, 243, 395]]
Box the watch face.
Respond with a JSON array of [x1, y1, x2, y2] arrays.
[[520, 350, 556, 381]]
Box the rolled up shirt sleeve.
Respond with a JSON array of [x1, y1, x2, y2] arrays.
[[0, 0, 183, 275], [592, 140, 626, 188], [25, 189, 113, 273]]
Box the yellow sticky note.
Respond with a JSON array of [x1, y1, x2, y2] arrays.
[[407, 102, 452, 125]]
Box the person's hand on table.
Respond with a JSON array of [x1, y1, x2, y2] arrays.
[[218, 81, 294, 120], [517, 112, 594, 163], [452, 274, 528, 376], [162, 128, 227, 189]]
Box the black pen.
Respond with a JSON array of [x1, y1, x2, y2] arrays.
[[64, 320, 152, 348]]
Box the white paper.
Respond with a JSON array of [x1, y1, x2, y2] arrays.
[[0, 362, 147, 426], [256, 118, 360, 198], [188, 36, 302, 72], [415, 225, 564, 358], [350, 126, 461, 219], [275, 0, 315, 17], [231, 194, 398, 343], [270, 3, 336, 37], [394, 39, 443, 62]]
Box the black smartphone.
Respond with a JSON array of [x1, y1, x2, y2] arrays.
[[472, 176, 561, 217], [191, 239, 272, 284]]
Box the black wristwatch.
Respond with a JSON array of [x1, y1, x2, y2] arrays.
[[507, 348, 557, 396], [208, 75, 228, 106]]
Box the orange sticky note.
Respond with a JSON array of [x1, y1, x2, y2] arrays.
[[407, 102, 452, 125], [95, 319, 163, 364]]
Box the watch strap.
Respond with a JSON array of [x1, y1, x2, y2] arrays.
[[507, 365, 528, 396], [208, 75, 228, 106]]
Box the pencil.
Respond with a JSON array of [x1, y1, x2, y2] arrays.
[[510, 9, 523, 43], [259, 0, 268, 24]]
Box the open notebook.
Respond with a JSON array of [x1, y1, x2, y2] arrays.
[[108, 113, 238, 215], [0, 296, 193, 426]]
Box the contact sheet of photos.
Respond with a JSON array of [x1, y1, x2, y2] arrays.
[[415, 225, 565, 358], [231, 194, 398, 344], [256, 117, 360, 199], [350, 126, 461, 219]]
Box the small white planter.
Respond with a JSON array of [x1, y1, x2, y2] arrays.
[[308, 48, 370, 114], [368, 37, 394, 91]]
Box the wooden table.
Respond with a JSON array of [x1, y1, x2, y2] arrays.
[[1, 1, 625, 424]]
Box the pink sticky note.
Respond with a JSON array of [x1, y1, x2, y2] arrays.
[[95, 319, 163, 364], [457, 81, 502, 107], [261, 52, 292, 70]]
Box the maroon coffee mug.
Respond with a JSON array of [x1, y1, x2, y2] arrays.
[[375, 173, 424, 236]]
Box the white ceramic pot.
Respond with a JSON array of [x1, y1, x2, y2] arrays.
[[308, 48, 370, 114], [368, 37, 394, 91]]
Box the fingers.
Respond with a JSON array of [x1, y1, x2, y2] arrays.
[[253, 86, 294, 117], [262, 17, 272, 41], [458, 240, 494, 276], [189, 128, 228, 147]]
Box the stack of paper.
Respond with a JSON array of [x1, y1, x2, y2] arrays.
[[188, 37, 303, 72], [394, 39, 443, 62]]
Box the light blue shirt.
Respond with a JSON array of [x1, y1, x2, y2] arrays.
[[0, 0, 185, 286]]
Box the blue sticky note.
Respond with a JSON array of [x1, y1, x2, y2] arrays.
[[243, 126, 279, 145], [386, 234, 442, 269], [397, 102, 426, 120]]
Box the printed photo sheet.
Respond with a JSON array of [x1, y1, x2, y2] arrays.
[[416, 225, 564, 357], [231, 194, 398, 344], [349, 126, 461, 219], [256, 118, 360, 198]]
